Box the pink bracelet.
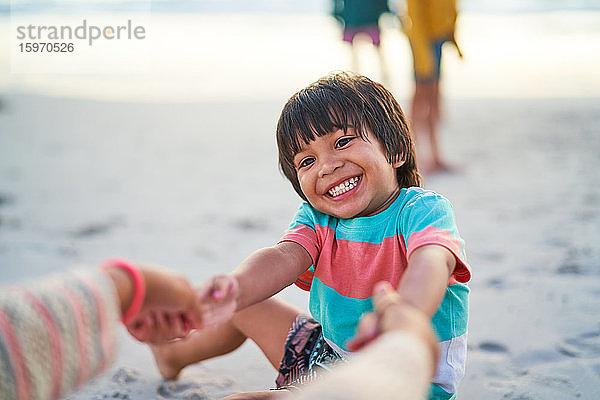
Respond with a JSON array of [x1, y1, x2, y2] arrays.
[[102, 258, 146, 325]]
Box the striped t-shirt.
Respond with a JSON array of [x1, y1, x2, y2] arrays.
[[279, 187, 471, 400]]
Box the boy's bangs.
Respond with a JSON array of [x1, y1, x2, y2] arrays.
[[283, 95, 367, 156]]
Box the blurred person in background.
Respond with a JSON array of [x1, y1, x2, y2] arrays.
[[333, 0, 391, 84], [399, 0, 463, 173]]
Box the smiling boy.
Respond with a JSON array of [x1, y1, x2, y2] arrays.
[[149, 73, 471, 400]]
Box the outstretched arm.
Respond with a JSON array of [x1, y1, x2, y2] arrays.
[[0, 262, 200, 400], [197, 241, 312, 328], [232, 241, 312, 309], [398, 244, 456, 316], [300, 282, 439, 400]]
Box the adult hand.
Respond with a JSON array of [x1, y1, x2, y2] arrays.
[[346, 281, 439, 376], [107, 265, 204, 343]]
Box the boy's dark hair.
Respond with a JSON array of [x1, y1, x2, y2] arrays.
[[276, 72, 421, 201]]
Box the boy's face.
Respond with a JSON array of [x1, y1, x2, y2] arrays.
[[293, 127, 403, 219]]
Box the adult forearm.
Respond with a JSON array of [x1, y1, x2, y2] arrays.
[[0, 269, 120, 400], [291, 332, 433, 400], [105, 266, 135, 316]]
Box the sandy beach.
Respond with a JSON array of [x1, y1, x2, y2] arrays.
[[1, 8, 600, 400]]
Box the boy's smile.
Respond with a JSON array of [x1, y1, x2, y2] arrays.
[[326, 176, 360, 198], [293, 127, 403, 219]]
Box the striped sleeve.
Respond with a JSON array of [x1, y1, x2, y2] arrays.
[[278, 202, 324, 291], [0, 268, 120, 400], [400, 191, 471, 283]]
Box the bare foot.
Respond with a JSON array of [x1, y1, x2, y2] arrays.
[[150, 343, 184, 380], [423, 161, 461, 175], [433, 160, 455, 172]]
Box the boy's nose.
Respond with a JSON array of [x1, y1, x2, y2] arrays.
[[318, 157, 343, 178]]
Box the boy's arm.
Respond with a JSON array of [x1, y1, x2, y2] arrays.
[[397, 244, 456, 317], [232, 241, 312, 310], [197, 241, 312, 328]]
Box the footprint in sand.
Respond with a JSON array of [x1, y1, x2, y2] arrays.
[[556, 262, 584, 275], [157, 381, 208, 400], [556, 330, 600, 359], [100, 392, 130, 399], [0, 193, 14, 207], [501, 392, 535, 400], [0, 194, 19, 231], [486, 277, 506, 289], [112, 368, 142, 385], [232, 218, 266, 232], [478, 341, 509, 353], [71, 216, 124, 238]]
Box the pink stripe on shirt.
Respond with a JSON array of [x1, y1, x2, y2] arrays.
[[283, 223, 471, 297], [280, 224, 321, 264], [407, 225, 471, 283], [314, 235, 408, 299]]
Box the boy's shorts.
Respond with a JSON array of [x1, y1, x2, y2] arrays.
[[275, 314, 345, 390]]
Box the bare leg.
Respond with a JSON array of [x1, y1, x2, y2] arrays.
[[411, 80, 450, 173], [376, 45, 390, 87], [150, 320, 246, 379], [350, 42, 360, 73], [431, 79, 441, 124], [427, 79, 449, 171], [410, 82, 431, 171], [151, 297, 302, 379], [424, 80, 441, 169], [222, 390, 291, 400]]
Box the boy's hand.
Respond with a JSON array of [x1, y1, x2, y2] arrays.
[[346, 281, 439, 370], [196, 274, 239, 329]]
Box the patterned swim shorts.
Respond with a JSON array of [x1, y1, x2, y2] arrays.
[[275, 314, 345, 390]]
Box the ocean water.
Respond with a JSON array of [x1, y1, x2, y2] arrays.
[[2, 0, 599, 101], [3, 0, 600, 15]]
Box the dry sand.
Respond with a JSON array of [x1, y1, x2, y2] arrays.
[[0, 94, 598, 399]]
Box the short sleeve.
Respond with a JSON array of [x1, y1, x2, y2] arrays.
[[278, 203, 323, 291], [400, 192, 471, 283]]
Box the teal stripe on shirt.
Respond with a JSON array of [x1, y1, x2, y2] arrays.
[[430, 383, 457, 400], [288, 188, 463, 245], [310, 277, 469, 349], [309, 277, 374, 350], [400, 192, 462, 241], [431, 283, 470, 341]]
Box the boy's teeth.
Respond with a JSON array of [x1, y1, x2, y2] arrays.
[[328, 177, 359, 197]]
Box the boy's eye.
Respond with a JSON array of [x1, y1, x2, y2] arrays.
[[298, 157, 315, 169], [335, 137, 354, 149]]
